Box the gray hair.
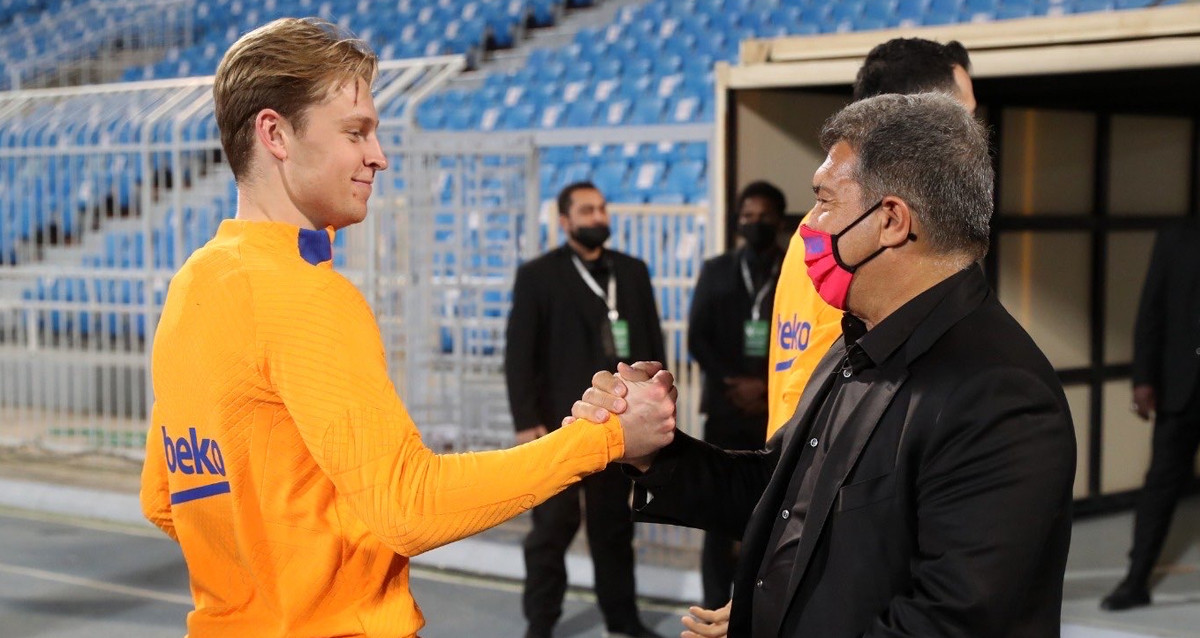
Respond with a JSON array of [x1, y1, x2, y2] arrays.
[[819, 92, 993, 261]]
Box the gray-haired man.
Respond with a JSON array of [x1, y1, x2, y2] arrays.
[[573, 93, 1076, 638]]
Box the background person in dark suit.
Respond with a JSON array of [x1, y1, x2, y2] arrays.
[[504, 181, 666, 638], [688, 180, 785, 609], [1102, 219, 1200, 611], [570, 94, 1077, 638]]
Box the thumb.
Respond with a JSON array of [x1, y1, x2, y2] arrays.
[[628, 360, 664, 377], [617, 361, 654, 382]]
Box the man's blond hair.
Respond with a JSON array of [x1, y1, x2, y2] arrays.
[[213, 17, 378, 180]]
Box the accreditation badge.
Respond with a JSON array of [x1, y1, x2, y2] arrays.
[[744, 320, 769, 357], [611, 319, 631, 359]]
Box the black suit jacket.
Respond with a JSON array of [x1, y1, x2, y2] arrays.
[[505, 245, 666, 433], [688, 249, 779, 419], [1133, 220, 1200, 413], [631, 267, 1076, 637]]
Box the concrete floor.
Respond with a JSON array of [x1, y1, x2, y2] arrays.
[[0, 508, 686, 638], [1060, 498, 1200, 638], [2, 476, 1200, 637]]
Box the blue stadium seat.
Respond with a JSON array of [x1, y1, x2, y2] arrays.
[[1071, 0, 1114, 11], [592, 160, 629, 194], [667, 94, 705, 123], [629, 160, 666, 196], [628, 96, 666, 125], [559, 161, 592, 186], [600, 99, 631, 126], [922, 10, 960, 24], [499, 104, 536, 129], [564, 100, 599, 127], [665, 159, 705, 194], [529, 0, 560, 27]]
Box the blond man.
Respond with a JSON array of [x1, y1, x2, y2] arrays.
[[139, 18, 675, 637]]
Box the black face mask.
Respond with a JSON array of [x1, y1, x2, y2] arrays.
[[738, 221, 777, 253], [572, 224, 611, 250]]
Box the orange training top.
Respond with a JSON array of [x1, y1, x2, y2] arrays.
[[140, 219, 624, 637], [766, 219, 843, 439]]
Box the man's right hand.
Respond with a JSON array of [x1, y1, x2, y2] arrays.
[[1133, 384, 1157, 421], [567, 362, 678, 470], [514, 425, 548, 445], [565, 361, 671, 425]]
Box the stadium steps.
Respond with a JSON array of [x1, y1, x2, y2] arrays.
[[446, 0, 649, 91]]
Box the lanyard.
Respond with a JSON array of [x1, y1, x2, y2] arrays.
[[740, 253, 778, 322], [572, 255, 619, 322]]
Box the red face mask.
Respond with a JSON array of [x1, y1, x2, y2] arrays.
[[799, 201, 915, 310]]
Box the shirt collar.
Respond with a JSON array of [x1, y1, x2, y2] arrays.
[[215, 219, 336, 268], [298, 227, 335, 266], [842, 266, 974, 372]]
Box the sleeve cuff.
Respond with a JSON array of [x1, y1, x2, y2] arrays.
[[600, 414, 625, 464], [623, 430, 684, 489]]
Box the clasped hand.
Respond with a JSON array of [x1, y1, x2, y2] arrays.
[[564, 361, 678, 471]]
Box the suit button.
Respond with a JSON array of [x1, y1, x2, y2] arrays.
[[842, 368, 852, 378], [781, 509, 790, 520], [809, 438, 818, 447], [756, 579, 764, 588], [1195, 347, 1200, 356]]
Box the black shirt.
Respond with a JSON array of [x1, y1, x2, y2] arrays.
[[750, 270, 964, 638], [574, 247, 611, 289]]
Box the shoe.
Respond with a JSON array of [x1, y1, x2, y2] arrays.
[[1100, 580, 1151, 611], [605, 626, 665, 638]]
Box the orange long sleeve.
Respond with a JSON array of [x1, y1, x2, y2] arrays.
[[141, 219, 623, 637]]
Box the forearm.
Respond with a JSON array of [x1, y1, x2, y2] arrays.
[[631, 430, 773, 539], [330, 410, 624, 556]]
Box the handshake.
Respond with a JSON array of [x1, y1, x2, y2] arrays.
[[565, 361, 679, 471], [564, 363, 734, 637]]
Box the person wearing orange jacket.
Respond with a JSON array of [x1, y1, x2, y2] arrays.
[[139, 18, 677, 638]]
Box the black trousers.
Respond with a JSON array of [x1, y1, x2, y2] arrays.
[[1127, 390, 1200, 586], [523, 464, 639, 634], [701, 413, 767, 610]]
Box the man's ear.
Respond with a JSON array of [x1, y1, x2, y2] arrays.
[[254, 109, 288, 162], [878, 195, 915, 247]]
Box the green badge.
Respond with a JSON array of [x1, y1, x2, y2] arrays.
[[611, 319, 631, 359], [744, 320, 769, 357]]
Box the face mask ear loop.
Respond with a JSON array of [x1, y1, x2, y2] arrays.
[[830, 200, 883, 272]]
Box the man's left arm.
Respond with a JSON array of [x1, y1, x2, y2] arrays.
[[864, 367, 1076, 638]]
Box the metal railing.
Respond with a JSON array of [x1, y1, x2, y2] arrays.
[[0, 55, 717, 567], [2, 0, 196, 90]]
